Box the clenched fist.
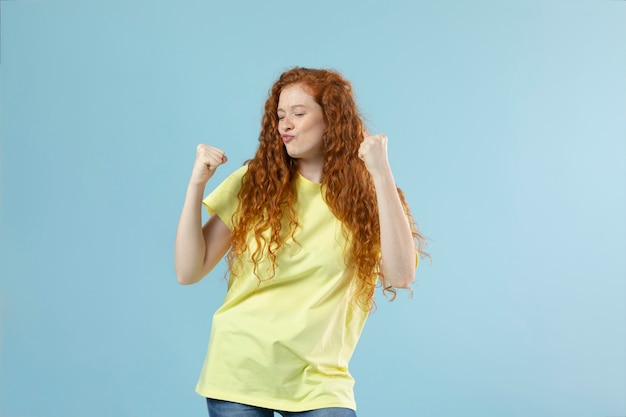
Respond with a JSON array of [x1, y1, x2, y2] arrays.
[[190, 144, 228, 185], [358, 131, 390, 176]]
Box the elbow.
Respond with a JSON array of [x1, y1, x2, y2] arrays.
[[174, 257, 205, 285], [175, 268, 203, 285], [381, 248, 418, 289], [385, 267, 416, 289], [177, 274, 202, 285], [392, 274, 415, 289], [177, 275, 196, 285]]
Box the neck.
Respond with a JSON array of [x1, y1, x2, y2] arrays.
[[297, 160, 323, 183]]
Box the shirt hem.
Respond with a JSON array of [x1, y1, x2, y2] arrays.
[[196, 386, 357, 412]]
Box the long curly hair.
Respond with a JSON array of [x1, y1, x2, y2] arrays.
[[227, 67, 427, 309]]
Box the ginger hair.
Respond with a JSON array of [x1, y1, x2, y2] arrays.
[[227, 67, 427, 309]]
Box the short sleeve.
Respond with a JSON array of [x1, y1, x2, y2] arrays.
[[202, 165, 248, 231]]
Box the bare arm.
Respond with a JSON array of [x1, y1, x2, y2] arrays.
[[359, 133, 416, 288], [174, 145, 231, 285]]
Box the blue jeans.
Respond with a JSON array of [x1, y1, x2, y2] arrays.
[[206, 398, 357, 417]]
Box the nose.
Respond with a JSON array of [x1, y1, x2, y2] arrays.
[[280, 117, 294, 133]]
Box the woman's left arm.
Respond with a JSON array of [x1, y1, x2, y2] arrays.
[[359, 133, 416, 288]]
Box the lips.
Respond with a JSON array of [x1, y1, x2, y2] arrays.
[[281, 134, 295, 143]]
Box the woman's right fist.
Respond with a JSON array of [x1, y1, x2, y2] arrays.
[[190, 144, 227, 185]]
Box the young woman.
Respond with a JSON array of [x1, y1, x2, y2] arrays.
[[174, 67, 427, 417]]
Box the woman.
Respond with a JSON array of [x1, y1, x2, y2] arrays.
[[174, 67, 426, 417]]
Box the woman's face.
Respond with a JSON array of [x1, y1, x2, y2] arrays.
[[277, 83, 326, 165]]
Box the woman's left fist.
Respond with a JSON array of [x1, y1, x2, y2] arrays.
[[358, 131, 390, 174]]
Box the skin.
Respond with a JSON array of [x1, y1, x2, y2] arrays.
[[277, 84, 326, 182], [174, 85, 416, 287], [359, 131, 416, 287], [174, 144, 231, 285]]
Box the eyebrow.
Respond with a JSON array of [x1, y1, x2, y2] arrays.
[[277, 104, 307, 112]]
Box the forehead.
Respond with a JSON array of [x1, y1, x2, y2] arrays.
[[277, 84, 317, 109]]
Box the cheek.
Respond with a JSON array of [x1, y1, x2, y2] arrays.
[[315, 127, 326, 143], [315, 119, 327, 135]]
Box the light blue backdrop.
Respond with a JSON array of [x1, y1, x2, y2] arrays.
[[1, 1, 624, 416]]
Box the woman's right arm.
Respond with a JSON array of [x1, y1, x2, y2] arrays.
[[174, 145, 231, 285]]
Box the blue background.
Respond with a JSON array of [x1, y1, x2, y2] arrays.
[[1, 1, 625, 416]]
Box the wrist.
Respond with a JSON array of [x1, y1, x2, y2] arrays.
[[369, 165, 395, 187], [186, 180, 207, 198]]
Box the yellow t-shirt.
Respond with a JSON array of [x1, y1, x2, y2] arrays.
[[195, 165, 370, 411]]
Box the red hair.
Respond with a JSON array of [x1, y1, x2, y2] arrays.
[[227, 67, 427, 309]]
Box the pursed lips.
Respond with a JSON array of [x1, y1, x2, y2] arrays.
[[281, 134, 295, 143]]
